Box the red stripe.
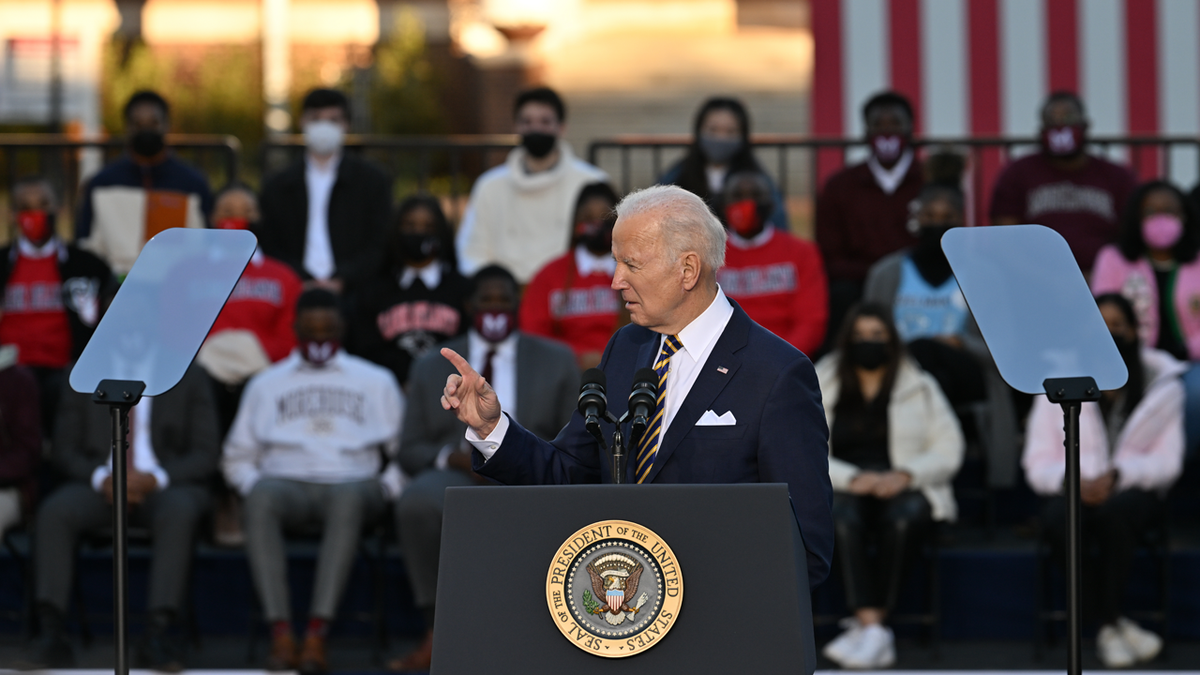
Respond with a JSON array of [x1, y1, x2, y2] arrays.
[[968, 0, 1005, 227], [1045, 0, 1079, 93], [812, 0, 845, 188], [1125, 0, 1160, 180], [889, 0, 923, 134]]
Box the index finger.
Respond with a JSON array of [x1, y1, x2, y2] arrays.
[[441, 347, 477, 378]]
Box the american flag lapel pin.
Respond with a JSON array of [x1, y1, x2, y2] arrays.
[[717, 366, 728, 374]]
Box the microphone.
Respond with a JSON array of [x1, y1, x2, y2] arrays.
[[578, 368, 608, 438], [628, 367, 658, 439]]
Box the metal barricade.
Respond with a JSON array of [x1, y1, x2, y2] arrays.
[[261, 134, 519, 223]]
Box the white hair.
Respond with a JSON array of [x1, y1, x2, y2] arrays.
[[614, 184, 726, 271]]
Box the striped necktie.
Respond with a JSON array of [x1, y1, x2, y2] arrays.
[[635, 334, 682, 483]]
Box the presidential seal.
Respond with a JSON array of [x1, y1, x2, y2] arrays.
[[545, 520, 683, 658]]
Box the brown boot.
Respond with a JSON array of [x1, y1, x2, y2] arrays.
[[298, 634, 328, 675], [266, 632, 298, 671], [388, 629, 433, 672]]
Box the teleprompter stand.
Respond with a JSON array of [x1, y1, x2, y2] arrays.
[[943, 225, 1128, 675], [69, 228, 255, 675]]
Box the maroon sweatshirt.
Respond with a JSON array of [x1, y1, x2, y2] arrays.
[[816, 161, 923, 283]]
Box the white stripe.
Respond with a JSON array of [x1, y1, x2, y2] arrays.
[[921, 0, 968, 136], [843, 0, 888, 163], [1080, 0, 1128, 162], [1159, 0, 1200, 188], [1000, 0, 1047, 136]]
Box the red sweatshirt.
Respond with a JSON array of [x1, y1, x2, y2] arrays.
[[521, 249, 622, 360], [718, 230, 829, 356], [0, 251, 71, 368], [208, 252, 302, 362]]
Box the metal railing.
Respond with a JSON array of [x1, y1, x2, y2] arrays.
[[261, 134, 519, 223], [588, 134, 1200, 230], [0, 133, 241, 235]]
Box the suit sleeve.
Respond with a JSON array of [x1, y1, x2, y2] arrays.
[[157, 369, 220, 484], [337, 165, 391, 286], [758, 355, 834, 588], [257, 179, 307, 279], [52, 387, 103, 483], [75, 178, 97, 241], [397, 357, 457, 476], [815, 177, 856, 281]]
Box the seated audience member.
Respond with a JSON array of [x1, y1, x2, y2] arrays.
[[1023, 293, 1184, 668], [0, 177, 115, 437], [816, 91, 923, 353], [659, 96, 788, 230], [717, 170, 827, 355], [223, 289, 404, 674], [28, 364, 219, 670], [456, 87, 607, 283], [76, 90, 213, 276], [257, 89, 392, 292], [816, 303, 963, 670], [198, 183, 303, 435], [0, 346, 39, 539], [1091, 180, 1200, 455], [989, 91, 1136, 273], [349, 194, 469, 387], [520, 182, 625, 369], [388, 265, 579, 672]]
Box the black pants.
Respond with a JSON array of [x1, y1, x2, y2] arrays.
[[1041, 489, 1163, 626], [906, 338, 986, 406], [832, 490, 933, 612], [30, 366, 65, 441]]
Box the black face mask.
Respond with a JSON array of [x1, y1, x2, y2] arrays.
[[911, 224, 955, 286], [521, 132, 557, 159], [130, 130, 165, 158], [848, 340, 889, 371], [395, 233, 441, 265]]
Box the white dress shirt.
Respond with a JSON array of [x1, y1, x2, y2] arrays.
[[303, 155, 340, 280], [866, 149, 914, 195], [91, 397, 170, 492], [469, 288, 734, 460], [399, 262, 442, 290]]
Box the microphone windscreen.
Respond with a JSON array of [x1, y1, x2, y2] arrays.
[[633, 367, 658, 393], [582, 367, 607, 389]]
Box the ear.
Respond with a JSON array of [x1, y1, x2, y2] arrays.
[[679, 251, 702, 292]]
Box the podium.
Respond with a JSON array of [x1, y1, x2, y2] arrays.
[[431, 483, 815, 674]]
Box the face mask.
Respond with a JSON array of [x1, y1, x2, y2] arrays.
[[869, 134, 908, 166], [1111, 333, 1139, 368], [215, 217, 250, 231], [304, 120, 345, 156], [396, 233, 441, 263], [299, 339, 339, 366], [474, 310, 517, 343], [699, 136, 741, 164], [130, 130, 165, 158], [16, 210, 54, 244], [1142, 214, 1184, 250], [848, 340, 890, 371], [1040, 124, 1085, 157], [521, 132, 557, 159], [574, 220, 613, 254], [724, 199, 769, 238]]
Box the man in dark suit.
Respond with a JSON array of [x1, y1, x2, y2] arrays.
[[27, 365, 219, 670], [389, 265, 579, 672], [439, 184, 833, 588], [257, 88, 392, 293]]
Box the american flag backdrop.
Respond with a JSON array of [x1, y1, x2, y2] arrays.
[[812, 0, 1200, 197]]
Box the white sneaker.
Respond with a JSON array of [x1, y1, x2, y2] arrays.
[[1097, 624, 1137, 668], [822, 618, 864, 666], [1116, 617, 1163, 662], [842, 623, 895, 669]]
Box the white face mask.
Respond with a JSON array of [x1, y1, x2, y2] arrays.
[[303, 120, 344, 156]]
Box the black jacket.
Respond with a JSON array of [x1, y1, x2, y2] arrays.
[[257, 153, 393, 286], [0, 241, 116, 360]]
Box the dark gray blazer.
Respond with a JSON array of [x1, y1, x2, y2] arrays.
[[398, 333, 580, 476], [51, 365, 220, 486]]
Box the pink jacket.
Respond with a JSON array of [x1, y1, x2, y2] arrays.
[[1022, 348, 1186, 496], [1091, 244, 1200, 360]]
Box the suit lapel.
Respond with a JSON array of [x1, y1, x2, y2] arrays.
[[645, 305, 751, 483]]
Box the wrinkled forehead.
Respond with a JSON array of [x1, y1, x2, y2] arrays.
[[613, 210, 666, 257]]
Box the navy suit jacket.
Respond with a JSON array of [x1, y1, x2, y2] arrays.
[[475, 300, 834, 587]]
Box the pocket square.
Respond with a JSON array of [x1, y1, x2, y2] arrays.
[[696, 410, 737, 426]]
